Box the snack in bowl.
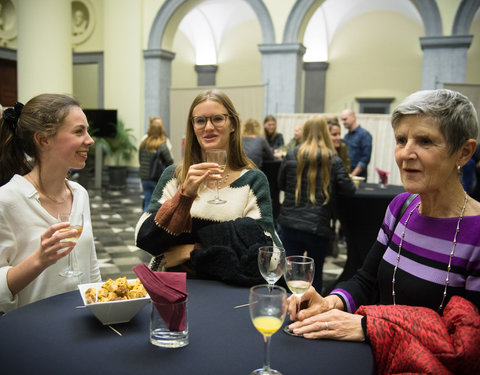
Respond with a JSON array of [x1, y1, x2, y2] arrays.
[[84, 277, 147, 303], [78, 278, 150, 325]]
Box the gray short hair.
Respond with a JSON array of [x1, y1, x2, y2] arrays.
[[391, 89, 479, 155]]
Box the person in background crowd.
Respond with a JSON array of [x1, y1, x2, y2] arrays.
[[287, 89, 480, 374], [277, 115, 355, 292], [340, 109, 371, 179], [135, 89, 280, 286], [0, 94, 101, 314], [241, 118, 274, 168], [470, 144, 480, 201], [327, 115, 351, 174], [138, 116, 174, 211], [462, 157, 477, 194], [263, 114, 284, 158], [281, 123, 303, 153]]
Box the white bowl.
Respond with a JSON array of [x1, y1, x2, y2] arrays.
[[78, 280, 150, 325]]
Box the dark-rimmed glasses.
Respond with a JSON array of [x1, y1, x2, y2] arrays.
[[191, 114, 230, 129]]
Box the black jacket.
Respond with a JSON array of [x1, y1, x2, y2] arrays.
[[277, 147, 355, 238], [138, 142, 173, 181]]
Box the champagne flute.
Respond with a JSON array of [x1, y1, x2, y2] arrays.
[[258, 246, 286, 290], [58, 212, 84, 278], [249, 285, 287, 375], [206, 149, 227, 204], [282, 255, 315, 335]]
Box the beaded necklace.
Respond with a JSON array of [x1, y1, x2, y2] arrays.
[[391, 192, 468, 312], [218, 169, 231, 187]]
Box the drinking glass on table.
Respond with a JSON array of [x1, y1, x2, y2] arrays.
[[206, 149, 227, 204], [258, 246, 286, 290], [58, 212, 84, 277], [282, 255, 315, 335], [249, 285, 287, 375]]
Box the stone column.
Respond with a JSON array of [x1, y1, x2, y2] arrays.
[[195, 65, 217, 86], [303, 62, 329, 113], [143, 49, 175, 134], [17, 0, 72, 100], [420, 35, 473, 89], [258, 43, 306, 115]]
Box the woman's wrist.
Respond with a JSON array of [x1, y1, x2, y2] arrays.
[[324, 294, 344, 311]]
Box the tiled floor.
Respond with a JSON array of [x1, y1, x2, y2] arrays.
[[87, 176, 152, 281], [84, 174, 346, 290]]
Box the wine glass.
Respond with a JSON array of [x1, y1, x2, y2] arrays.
[[249, 284, 287, 375], [58, 212, 84, 278], [206, 149, 227, 204], [282, 255, 315, 335], [258, 246, 286, 290]]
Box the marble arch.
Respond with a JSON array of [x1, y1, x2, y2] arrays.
[[452, 0, 480, 35], [281, 0, 442, 44], [282, 0, 476, 92], [144, 0, 275, 132]]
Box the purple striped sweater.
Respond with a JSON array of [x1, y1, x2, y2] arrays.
[[332, 192, 480, 314]]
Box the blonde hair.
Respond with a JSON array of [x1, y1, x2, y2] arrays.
[[242, 118, 262, 137], [140, 116, 167, 152], [176, 89, 255, 184], [295, 115, 335, 205]]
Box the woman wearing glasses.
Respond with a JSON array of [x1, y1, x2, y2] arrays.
[[135, 89, 280, 286]]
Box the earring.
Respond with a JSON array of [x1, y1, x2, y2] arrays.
[[457, 165, 461, 174]]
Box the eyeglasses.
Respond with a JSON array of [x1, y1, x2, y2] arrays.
[[191, 114, 230, 129]]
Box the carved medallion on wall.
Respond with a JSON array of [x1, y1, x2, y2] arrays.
[[0, 0, 17, 46], [72, 0, 94, 45]]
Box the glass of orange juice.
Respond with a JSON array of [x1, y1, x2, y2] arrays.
[[249, 284, 287, 375]]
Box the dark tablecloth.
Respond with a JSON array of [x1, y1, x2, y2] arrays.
[[335, 183, 405, 284], [0, 279, 374, 375], [262, 159, 282, 221]]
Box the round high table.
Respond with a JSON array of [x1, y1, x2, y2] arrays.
[[335, 183, 405, 284], [0, 279, 374, 375]]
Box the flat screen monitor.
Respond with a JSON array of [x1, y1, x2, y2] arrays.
[[83, 109, 117, 138]]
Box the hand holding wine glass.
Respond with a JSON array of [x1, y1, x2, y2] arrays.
[[58, 212, 84, 278], [283, 255, 315, 335], [249, 285, 287, 375], [258, 246, 286, 289], [206, 149, 227, 204]]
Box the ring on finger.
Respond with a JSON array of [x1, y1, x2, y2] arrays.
[[324, 321, 329, 331]]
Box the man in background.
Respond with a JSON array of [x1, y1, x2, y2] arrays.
[[340, 109, 372, 179]]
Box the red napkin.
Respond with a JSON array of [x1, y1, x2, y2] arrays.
[[376, 168, 390, 185], [133, 264, 188, 331]]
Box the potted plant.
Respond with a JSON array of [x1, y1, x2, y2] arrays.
[[95, 120, 137, 189]]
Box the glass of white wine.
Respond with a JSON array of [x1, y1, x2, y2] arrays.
[[282, 255, 315, 335], [58, 212, 84, 278], [258, 246, 286, 290], [206, 149, 227, 204], [249, 284, 287, 375]]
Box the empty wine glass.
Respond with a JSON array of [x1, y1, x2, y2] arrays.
[[206, 149, 227, 204], [58, 212, 84, 278], [258, 246, 286, 290], [282, 255, 314, 335], [249, 285, 287, 375]]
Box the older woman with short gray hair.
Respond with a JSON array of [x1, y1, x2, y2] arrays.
[[285, 89, 480, 374]]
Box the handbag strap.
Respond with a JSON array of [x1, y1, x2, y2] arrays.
[[387, 193, 418, 245]]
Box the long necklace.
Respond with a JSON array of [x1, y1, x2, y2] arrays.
[[25, 174, 70, 205], [392, 192, 468, 312]]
